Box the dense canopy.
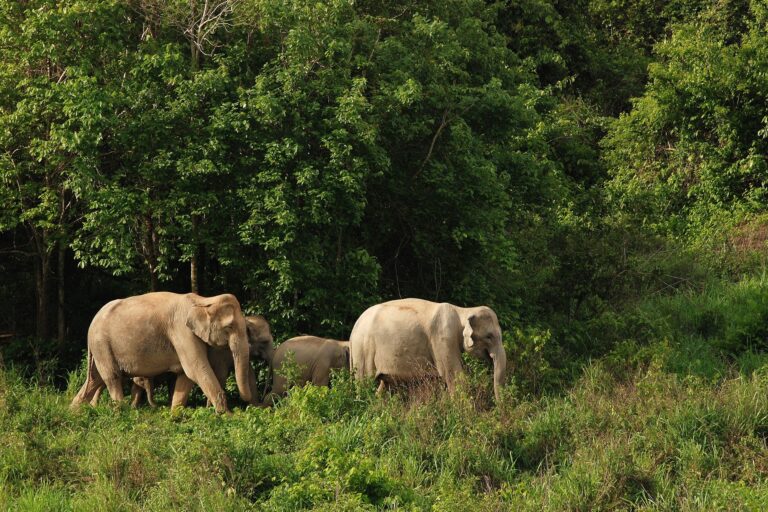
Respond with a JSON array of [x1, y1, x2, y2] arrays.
[[2, 0, 768, 508]]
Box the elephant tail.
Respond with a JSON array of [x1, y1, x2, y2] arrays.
[[71, 349, 98, 407]]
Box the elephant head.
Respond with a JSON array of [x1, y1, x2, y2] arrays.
[[185, 293, 252, 403], [462, 306, 506, 401], [245, 315, 274, 364], [334, 341, 351, 369]]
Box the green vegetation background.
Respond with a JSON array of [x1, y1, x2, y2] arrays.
[[1, 0, 768, 509]]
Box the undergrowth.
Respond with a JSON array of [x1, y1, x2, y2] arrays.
[[1, 276, 768, 510], [0, 362, 766, 510]]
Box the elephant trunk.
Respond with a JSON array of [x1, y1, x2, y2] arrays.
[[262, 360, 273, 404], [490, 341, 507, 402], [231, 335, 253, 403]]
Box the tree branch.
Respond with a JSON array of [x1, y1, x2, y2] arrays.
[[414, 110, 450, 179]]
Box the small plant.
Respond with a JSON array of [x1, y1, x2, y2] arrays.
[[277, 351, 304, 391]]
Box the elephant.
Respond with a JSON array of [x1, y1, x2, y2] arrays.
[[262, 336, 349, 405], [88, 375, 165, 407], [349, 298, 507, 401], [71, 292, 253, 413], [129, 316, 274, 408], [130, 376, 157, 407]]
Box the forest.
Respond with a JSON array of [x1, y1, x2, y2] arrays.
[[1, 0, 768, 509]]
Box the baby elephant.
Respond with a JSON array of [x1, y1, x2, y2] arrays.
[[263, 336, 349, 405]]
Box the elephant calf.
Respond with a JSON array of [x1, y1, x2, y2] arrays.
[[263, 336, 349, 405]]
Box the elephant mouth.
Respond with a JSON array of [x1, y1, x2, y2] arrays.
[[480, 349, 493, 365]]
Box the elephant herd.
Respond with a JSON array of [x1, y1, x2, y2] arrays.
[[71, 292, 507, 412]]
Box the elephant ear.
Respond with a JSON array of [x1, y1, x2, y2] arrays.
[[186, 302, 213, 344], [340, 342, 351, 368], [462, 314, 475, 350], [246, 315, 273, 357], [246, 315, 270, 343]]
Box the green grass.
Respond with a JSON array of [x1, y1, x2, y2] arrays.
[[589, 274, 768, 382], [0, 359, 766, 510], [3, 276, 768, 510]]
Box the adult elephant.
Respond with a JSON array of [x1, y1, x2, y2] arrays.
[[349, 298, 506, 401], [126, 316, 273, 408], [262, 336, 349, 405], [71, 292, 253, 413]]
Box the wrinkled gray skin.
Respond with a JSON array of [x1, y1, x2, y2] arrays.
[[349, 298, 507, 401], [71, 292, 253, 413], [262, 336, 349, 405], [130, 316, 274, 407]]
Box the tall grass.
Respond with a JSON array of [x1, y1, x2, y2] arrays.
[[0, 360, 766, 510], [2, 276, 768, 509], [590, 273, 768, 382]]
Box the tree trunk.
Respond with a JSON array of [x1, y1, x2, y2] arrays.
[[34, 252, 50, 340], [57, 239, 65, 348], [144, 213, 160, 292], [199, 241, 206, 294], [149, 267, 159, 292], [190, 214, 200, 294], [190, 254, 199, 294], [190, 40, 200, 72]]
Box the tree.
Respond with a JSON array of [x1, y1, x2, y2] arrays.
[[605, 1, 768, 266], [0, 0, 134, 341]]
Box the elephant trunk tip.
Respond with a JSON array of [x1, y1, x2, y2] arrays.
[[491, 342, 507, 403], [231, 335, 253, 403]]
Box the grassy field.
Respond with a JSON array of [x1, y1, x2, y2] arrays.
[[1, 361, 766, 510], [2, 279, 768, 510]]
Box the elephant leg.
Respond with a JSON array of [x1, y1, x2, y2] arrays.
[[434, 353, 465, 395], [145, 379, 157, 407], [206, 356, 230, 407], [272, 374, 287, 396], [89, 384, 105, 406], [165, 373, 176, 401], [313, 366, 331, 387], [96, 363, 124, 403], [261, 374, 284, 406], [170, 374, 194, 408], [130, 381, 143, 408], [90, 347, 124, 403], [172, 341, 229, 412], [247, 366, 259, 405], [72, 352, 105, 407], [103, 376, 124, 402], [191, 367, 229, 413], [79, 377, 105, 405]]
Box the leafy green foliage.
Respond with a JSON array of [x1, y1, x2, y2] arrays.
[[605, 1, 768, 266], [2, 0, 606, 341]]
